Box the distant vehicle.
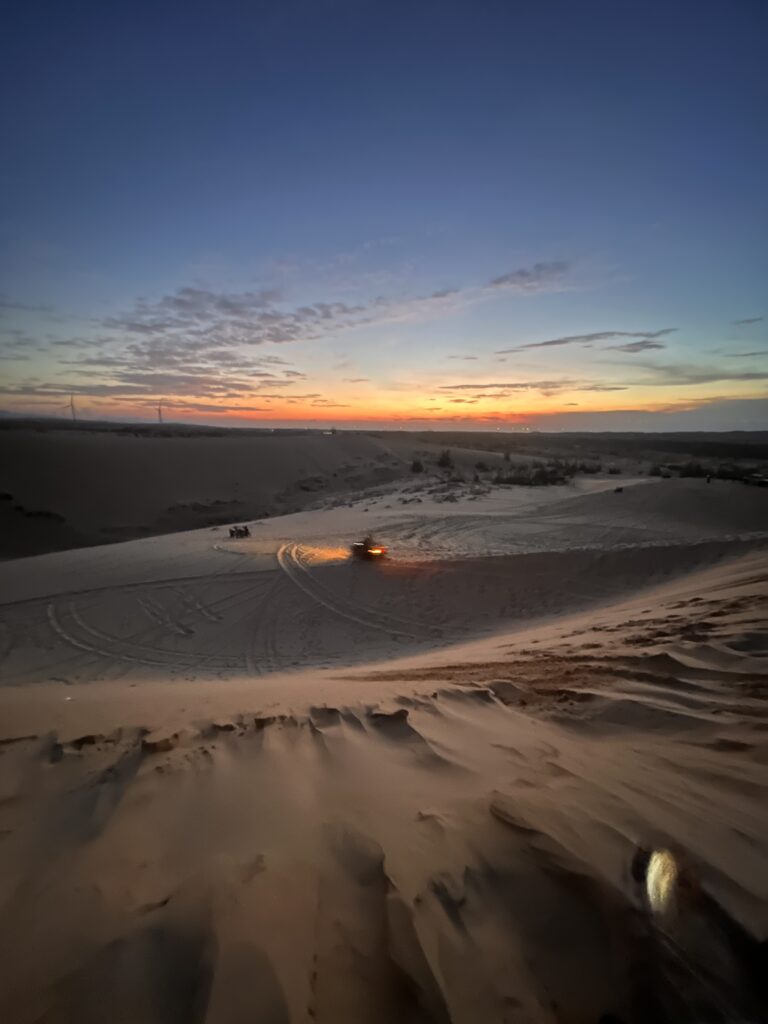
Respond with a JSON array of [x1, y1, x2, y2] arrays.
[[229, 525, 250, 538], [351, 536, 387, 560]]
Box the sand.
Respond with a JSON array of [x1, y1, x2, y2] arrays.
[[0, 472, 767, 1022], [0, 427, 522, 558]]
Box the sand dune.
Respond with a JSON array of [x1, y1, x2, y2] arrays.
[[1, 477, 766, 687], [0, 476, 766, 1022], [0, 428, 448, 558]]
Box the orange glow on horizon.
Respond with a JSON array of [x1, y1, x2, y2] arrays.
[[4, 380, 765, 428]]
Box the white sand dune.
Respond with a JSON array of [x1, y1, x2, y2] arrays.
[[0, 476, 766, 1022], [1, 478, 766, 687]]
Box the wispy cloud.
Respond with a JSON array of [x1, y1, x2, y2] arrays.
[[606, 340, 667, 353], [438, 379, 628, 397], [490, 261, 570, 290], [497, 328, 676, 354], [440, 380, 567, 390], [447, 355, 479, 361], [632, 361, 768, 387], [98, 261, 572, 356], [725, 350, 768, 359], [732, 316, 763, 326], [0, 260, 576, 410], [0, 332, 38, 360]]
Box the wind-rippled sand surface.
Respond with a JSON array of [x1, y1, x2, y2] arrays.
[[0, 478, 766, 1022]]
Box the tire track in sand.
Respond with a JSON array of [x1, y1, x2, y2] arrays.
[[276, 543, 435, 641], [47, 601, 241, 670], [243, 573, 294, 676]]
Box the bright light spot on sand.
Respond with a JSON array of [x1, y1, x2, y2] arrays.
[[646, 849, 678, 914], [302, 545, 351, 563]]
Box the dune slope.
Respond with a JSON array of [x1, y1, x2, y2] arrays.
[[0, 478, 766, 1023]]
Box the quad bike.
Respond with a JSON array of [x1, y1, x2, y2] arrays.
[[351, 536, 387, 560]]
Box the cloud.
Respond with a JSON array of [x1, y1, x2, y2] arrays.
[[0, 332, 38, 359], [497, 328, 676, 354], [343, 377, 369, 382], [439, 380, 588, 394], [632, 361, 768, 387], [1, 259, 576, 411], [101, 287, 371, 349], [726, 350, 768, 358], [142, 399, 271, 414], [447, 355, 479, 361], [606, 340, 667, 353], [245, 392, 321, 400], [101, 261, 569, 355], [0, 369, 316, 402], [732, 316, 763, 326], [438, 378, 628, 397], [50, 336, 111, 348], [8, 256, 572, 359], [440, 381, 562, 390], [490, 262, 570, 291]]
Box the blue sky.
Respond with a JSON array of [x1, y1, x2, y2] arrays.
[[1, 0, 766, 428]]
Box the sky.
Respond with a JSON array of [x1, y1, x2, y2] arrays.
[[1, 0, 766, 431]]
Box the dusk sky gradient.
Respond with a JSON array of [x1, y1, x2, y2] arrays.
[[1, 0, 766, 429]]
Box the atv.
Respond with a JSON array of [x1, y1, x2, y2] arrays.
[[351, 536, 387, 560]]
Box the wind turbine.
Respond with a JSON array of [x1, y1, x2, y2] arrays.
[[57, 394, 77, 421]]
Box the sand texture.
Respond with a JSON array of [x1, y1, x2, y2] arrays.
[[0, 469, 766, 1023]]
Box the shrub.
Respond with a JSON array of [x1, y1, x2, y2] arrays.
[[491, 460, 571, 487], [475, 460, 489, 472], [714, 463, 749, 481], [411, 458, 424, 473], [649, 464, 663, 477], [437, 449, 453, 469]]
